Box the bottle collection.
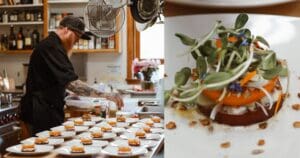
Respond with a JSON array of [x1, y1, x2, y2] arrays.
[[0, 0, 39, 5], [0, 25, 40, 51], [73, 35, 115, 50], [0, 10, 43, 23]]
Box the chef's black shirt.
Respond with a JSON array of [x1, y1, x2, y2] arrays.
[[20, 32, 78, 134]]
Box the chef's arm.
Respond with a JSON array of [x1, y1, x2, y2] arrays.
[[66, 79, 124, 108], [66, 79, 100, 97]]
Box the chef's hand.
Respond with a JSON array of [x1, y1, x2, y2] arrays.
[[99, 93, 124, 110]]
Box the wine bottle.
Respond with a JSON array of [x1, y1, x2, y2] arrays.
[[8, 25, 16, 50], [17, 27, 24, 50], [24, 28, 32, 49], [31, 27, 39, 48]]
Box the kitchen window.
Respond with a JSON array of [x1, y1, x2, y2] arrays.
[[126, 7, 164, 84]]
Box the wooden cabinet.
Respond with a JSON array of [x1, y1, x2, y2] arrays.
[[0, 0, 121, 54], [0, 0, 48, 54], [47, 0, 120, 54]]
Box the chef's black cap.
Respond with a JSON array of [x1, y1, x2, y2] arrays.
[[59, 16, 91, 40]]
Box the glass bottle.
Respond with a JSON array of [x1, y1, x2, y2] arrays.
[[101, 37, 108, 49], [108, 35, 115, 49], [15, 0, 20, 4], [3, 34, 8, 51], [24, 28, 32, 49], [18, 11, 25, 22], [0, 35, 2, 51], [55, 14, 62, 28], [49, 13, 56, 29], [17, 27, 24, 50], [31, 27, 39, 48], [95, 37, 101, 49], [25, 11, 31, 21], [8, 25, 16, 50], [9, 12, 15, 22], [2, 11, 8, 23], [108, 102, 117, 118]]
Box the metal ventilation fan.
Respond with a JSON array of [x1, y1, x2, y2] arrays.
[[84, 0, 163, 37]]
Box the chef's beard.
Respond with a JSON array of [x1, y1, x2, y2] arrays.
[[62, 40, 74, 58], [67, 49, 73, 58]]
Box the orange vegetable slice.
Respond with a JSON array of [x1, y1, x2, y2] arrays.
[[216, 39, 222, 48], [228, 36, 238, 43], [240, 70, 257, 86], [202, 78, 278, 107]]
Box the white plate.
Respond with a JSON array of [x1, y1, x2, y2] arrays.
[[111, 139, 158, 148], [127, 127, 164, 134], [95, 122, 130, 128], [68, 116, 103, 123], [120, 132, 161, 140], [124, 89, 156, 95], [51, 125, 89, 133], [6, 144, 53, 155], [132, 122, 164, 128], [21, 137, 64, 146], [140, 118, 164, 124], [164, 14, 300, 158], [89, 126, 125, 134], [77, 132, 117, 140], [107, 117, 140, 124], [167, 0, 294, 8], [55, 145, 101, 156], [63, 139, 109, 148], [64, 121, 96, 127], [102, 145, 148, 157], [36, 131, 76, 139]]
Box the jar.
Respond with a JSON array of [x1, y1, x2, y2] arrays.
[[2, 34, 8, 50], [33, 11, 38, 21], [37, 12, 42, 21], [2, 11, 8, 23], [0, 35, 2, 51], [100, 102, 108, 118], [25, 11, 31, 21], [108, 102, 117, 118], [49, 13, 56, 29], [14, 11, 18, 22], [9, 12, 15, 22], [55, 14, 62, 28], [18, 11, 25, 22], [94, 105, 101, 115], [30, 11, 34, 21], [108, 35, 115, 49], [101, 37, 108, 49]]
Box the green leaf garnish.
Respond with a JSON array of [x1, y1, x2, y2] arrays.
[[175, 67, 191, 86], [255, 36, 269, 47], [235, 13, 249, 29], [175, 33, 197, 46]]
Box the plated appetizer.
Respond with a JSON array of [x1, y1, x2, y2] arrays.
[[166, 14, 288, 126], [21, 144, 35, 152]]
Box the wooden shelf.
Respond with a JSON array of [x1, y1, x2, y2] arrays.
[[0, 4, 43, 9], [0, 21, 44, 26], [1, 50, 33, 54], [0, 49, 120, 54], [48, 0, 88, 4], [73, 49, 120, 53]]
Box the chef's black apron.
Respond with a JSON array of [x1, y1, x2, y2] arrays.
[[20, 32, 78, 134]]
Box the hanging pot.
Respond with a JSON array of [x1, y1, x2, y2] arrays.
[[130, 0, 160, 23]]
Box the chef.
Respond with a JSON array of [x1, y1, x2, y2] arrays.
[[20, 16, 123, 135]]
